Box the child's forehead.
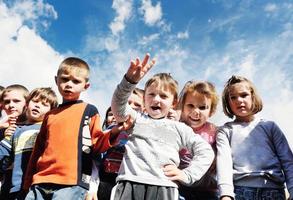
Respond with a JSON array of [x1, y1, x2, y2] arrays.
[[146, 82, 173, 93], [229, 82, 251, 93], [3, 90, 26, 99], [186, 90, 210, 100], [58, 67, 89, 79]]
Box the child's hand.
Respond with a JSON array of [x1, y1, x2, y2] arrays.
[[125, 53, 155, 83], [110, 115, 133, 141], [85, 192, 98, 200], [4, 124, 17, 137], [162, 164, 188, 183], [167, 109, 181, 121], [220, 196, 233, 200]]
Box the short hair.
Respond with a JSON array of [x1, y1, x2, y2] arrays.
[[102, 106, 113, 130], [178, 80, 219, 116], [57, 57, 90, 82], [27, 87, 58, 109], [222, 75, 263, 118], [144, 73, 178, 103], [0, 84, 29, 103], [133, 88, 144, 97]]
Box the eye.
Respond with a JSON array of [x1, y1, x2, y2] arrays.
[[3, 100, 10, 105], [61, 77, 69, 82], [134, 103, 141, 108], [186, 104, 194, 109], [199, 105, 207, 110], [160, 94, 168, 99], [148, 93, 155, 97], [240, 93, 249, 98], [73, 79, 82, 84], [230, 95, 237, 100]]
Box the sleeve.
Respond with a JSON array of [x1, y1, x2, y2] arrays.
[[271, 122, 293, 198], [216, 126, 235, 199], [23, 118, 48, 191], [90, 113, 113, 154], [179, 124, 215, 185], [88, 160, 100, 194], [0, 134, 14, 172], [111, 76, 137, 123]]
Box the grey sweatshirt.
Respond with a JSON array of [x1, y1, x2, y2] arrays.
[[111, 76, 214, 187], [217, 118, 293, 198]]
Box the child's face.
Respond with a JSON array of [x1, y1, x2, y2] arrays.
[[228, 82, 253, 121], [2, 90, 26, 117], [128, 93, 143, 112], [144, 83, 175, 119], [106, 110, 116, 127], [26, 98, 51, 123], [180, 91, 212, 130], [55, 70, 89, 102]]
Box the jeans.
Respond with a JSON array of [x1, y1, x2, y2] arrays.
[[25, 184, 87, 200], [234, 186, 285, 200]]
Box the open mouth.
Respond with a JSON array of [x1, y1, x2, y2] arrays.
[[31, 109, 40, 114], [151, 106, 161, 111]]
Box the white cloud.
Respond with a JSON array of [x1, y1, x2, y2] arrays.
[[264, 3, 278, 12], [140, 0, 162, 26], [109, 0, 133, 35], [138, 33, 160, 45], [177, 30, 189, 39], [0, 1, 62, 98]]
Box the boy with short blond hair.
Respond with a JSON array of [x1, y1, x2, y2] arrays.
[[111, 54, 214, 200], [24, 57, 122, 200], [0, 87, 58, 200], [0, 84, 29, 138], [0, 84, 29, 198]]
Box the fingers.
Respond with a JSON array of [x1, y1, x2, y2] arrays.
[[141, 53, 150, 67]]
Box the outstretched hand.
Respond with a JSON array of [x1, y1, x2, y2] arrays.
[[162, 164, 188, 183], [125, 53, 156, 83], [109, 115, 134, 142]]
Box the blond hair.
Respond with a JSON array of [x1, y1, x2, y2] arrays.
[[0, 84, 29, 103], [57, 57, 90, 82], [144, 73, 178, 103], [179, 80, 218, 116], [27, 87, 58, 109], [222, 75, 263, 118]]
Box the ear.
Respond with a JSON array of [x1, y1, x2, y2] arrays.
[[172, 98, 178, 109], [84, 82, 90, 90]]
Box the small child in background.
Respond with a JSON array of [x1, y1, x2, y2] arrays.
[[177, 80, 219, 200], [0, 84, 29, 139], [95, 88, 144, 200], [217, 75, 293, 200], [0, 87, 58, 200], [111, 53, 214, 200], [0, 84, 29, 199]]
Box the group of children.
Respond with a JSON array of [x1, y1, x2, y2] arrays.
[[0, 53, 292, 200]]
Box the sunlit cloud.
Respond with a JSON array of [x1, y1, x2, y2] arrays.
[[109, 0, 133, 35], [140, 0, 162, 26]]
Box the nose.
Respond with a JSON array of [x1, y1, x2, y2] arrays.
[[153, 94, 161, 102], [191, 108, 200, 116]]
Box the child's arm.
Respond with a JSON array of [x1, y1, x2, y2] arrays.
[[0, 136, 13, 172], [270, 122, 293, 198], [111, 53, 155, 123], [216, 127, 235, 199], [168, 123, 214, 186]]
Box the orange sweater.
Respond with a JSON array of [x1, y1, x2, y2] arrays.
[[24, 100, 112, 190]]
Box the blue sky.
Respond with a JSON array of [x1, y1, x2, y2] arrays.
[[0, 0, 292, 146]]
